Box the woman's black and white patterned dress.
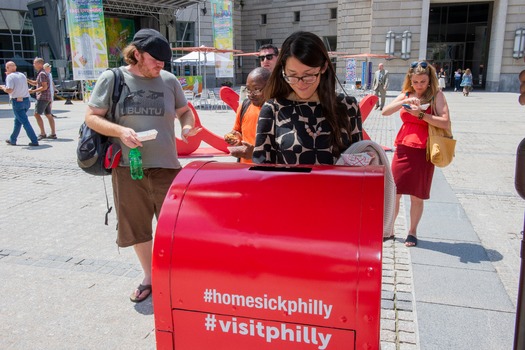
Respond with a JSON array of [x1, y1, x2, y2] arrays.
[[252, 93, 362, 165]]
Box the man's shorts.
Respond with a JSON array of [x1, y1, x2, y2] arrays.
[[35, 100, 52, 115], [111, 166, 181, 247]]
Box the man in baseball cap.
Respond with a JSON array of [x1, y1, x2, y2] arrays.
[[84, 28, 200, 303]]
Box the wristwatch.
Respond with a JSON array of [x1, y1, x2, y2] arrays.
[[418, 111, 425, 120]]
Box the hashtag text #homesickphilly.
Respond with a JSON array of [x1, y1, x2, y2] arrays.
[[206, 289, 333, 319]]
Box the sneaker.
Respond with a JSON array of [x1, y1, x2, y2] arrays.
[[37, 134, 46, 140], [46, 134, 57, 139], [5, 139, 15, 146], [28, 142, 39, 146]]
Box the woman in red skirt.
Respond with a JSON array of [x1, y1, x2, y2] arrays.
[[382, 61, 451, 246]]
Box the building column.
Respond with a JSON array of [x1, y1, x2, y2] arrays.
[[419, 0, 430, 60], [486, 0, 508, 92]]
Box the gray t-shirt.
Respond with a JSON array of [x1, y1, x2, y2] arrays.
[[88, 67, 187, 169], [6, 72, 30, 99]]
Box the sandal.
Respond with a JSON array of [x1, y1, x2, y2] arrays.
[[405, 235, 417, 247], [47, 134, 57, 139], [383, 235, 395, 242], [130, 284, 152, 303], [37, 134, 46, 141]]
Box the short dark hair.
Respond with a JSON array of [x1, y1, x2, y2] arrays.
[[259, 44, 279, 56]]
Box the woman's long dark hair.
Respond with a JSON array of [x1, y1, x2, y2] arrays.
[[264, 31, 350, 155]]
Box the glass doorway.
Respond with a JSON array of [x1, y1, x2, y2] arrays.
[[427, 3, 492, 90]]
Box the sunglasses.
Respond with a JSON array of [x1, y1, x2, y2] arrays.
[[411, 61, 428, 69], [258, 54, 275, 62]]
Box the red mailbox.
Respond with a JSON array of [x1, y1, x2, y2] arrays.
[[152, 161, 384, 350]]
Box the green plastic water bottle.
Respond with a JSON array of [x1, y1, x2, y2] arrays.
[[129, 148, 143, 180]]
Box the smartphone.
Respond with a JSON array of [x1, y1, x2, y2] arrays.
[[402, 104, 412, 109]]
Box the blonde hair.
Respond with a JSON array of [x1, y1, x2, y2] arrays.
[[122, 44, 139, 65], [401, 62, 439, 105]]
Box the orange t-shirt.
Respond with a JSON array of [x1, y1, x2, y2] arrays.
[[394, 106, 432, 148], [233, 102, 261, 164]]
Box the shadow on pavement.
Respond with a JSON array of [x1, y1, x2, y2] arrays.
[[416, 239, 503, 264]]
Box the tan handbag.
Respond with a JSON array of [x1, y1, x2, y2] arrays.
[[426, 124, 456, 167]]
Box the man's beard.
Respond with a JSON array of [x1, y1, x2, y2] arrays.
[[136, 56, 161, 78]]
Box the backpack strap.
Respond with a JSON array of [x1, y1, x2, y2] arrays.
[[239, 98, 251, 126], [108, 67, 125, 122]]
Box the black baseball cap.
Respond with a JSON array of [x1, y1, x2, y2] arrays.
[[131, 28, 171, 62]]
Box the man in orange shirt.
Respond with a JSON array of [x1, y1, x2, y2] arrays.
[[224, 67, 271, 163]]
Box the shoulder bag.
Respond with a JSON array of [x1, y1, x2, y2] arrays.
[[426, 123, 456, 167]]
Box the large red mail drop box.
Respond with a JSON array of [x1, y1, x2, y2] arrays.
[[152, 161, 384, 350]]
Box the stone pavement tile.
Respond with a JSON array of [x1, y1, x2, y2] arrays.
[[417, 302, 514, 350]]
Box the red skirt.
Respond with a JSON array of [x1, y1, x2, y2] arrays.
[[392, 144, 434, 199]]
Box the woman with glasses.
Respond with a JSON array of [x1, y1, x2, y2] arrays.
[[382, 61, 451, 247], [252, 31, 362, 165]]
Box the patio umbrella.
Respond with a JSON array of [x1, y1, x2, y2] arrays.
[[173, 46, 243, 93], [173, 51, 216, 66]]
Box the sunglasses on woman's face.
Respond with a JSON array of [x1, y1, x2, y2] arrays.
[[411, 61, 428, 69]]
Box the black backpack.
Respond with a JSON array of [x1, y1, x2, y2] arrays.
[[77, 68, 125, 176]]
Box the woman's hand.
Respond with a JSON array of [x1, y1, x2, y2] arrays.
[[228, 142, 254, 160]]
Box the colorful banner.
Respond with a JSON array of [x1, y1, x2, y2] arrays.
[[66, 0, 108, 80], [361, 62, 366, 89], [368, 62, 373, 89], [177, 76, 203, 94], [210, 0, 234, 78], [345, 59, 356, 84], [104, 17, 135, 67]]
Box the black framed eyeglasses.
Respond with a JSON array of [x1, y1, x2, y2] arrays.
[[258, 54, 275, 62], [282, 70, 321, 85], [411, 61, 428, 69]]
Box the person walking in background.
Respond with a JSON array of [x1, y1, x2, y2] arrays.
[[258, 44, 279, 72], [382, 61, 451, 247], [454, 68, 462, 92], [84, 29, 200, 303], [373, 63, 389, 110], [224, 67, 271, 163], [28, 57, 56, 140], [460, 68, 473, 96], [43, 63, 58, 118], [253, 31, 362, 165], [0, 61, 39, 146], [438, 67, 446, 91]]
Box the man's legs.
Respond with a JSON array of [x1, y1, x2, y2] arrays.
[[8, 111, 22, 144], [379, 86, 387, 109], [34, 111, 46, 137], [132, 240, 153, 300], [12, 99, 38, 144], [34, 100, 55, 138], [44, 113, 56, 136], [374, 88, 381, 108]]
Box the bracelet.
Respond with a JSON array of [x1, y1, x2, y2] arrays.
[[418, 111, 425, 120]]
